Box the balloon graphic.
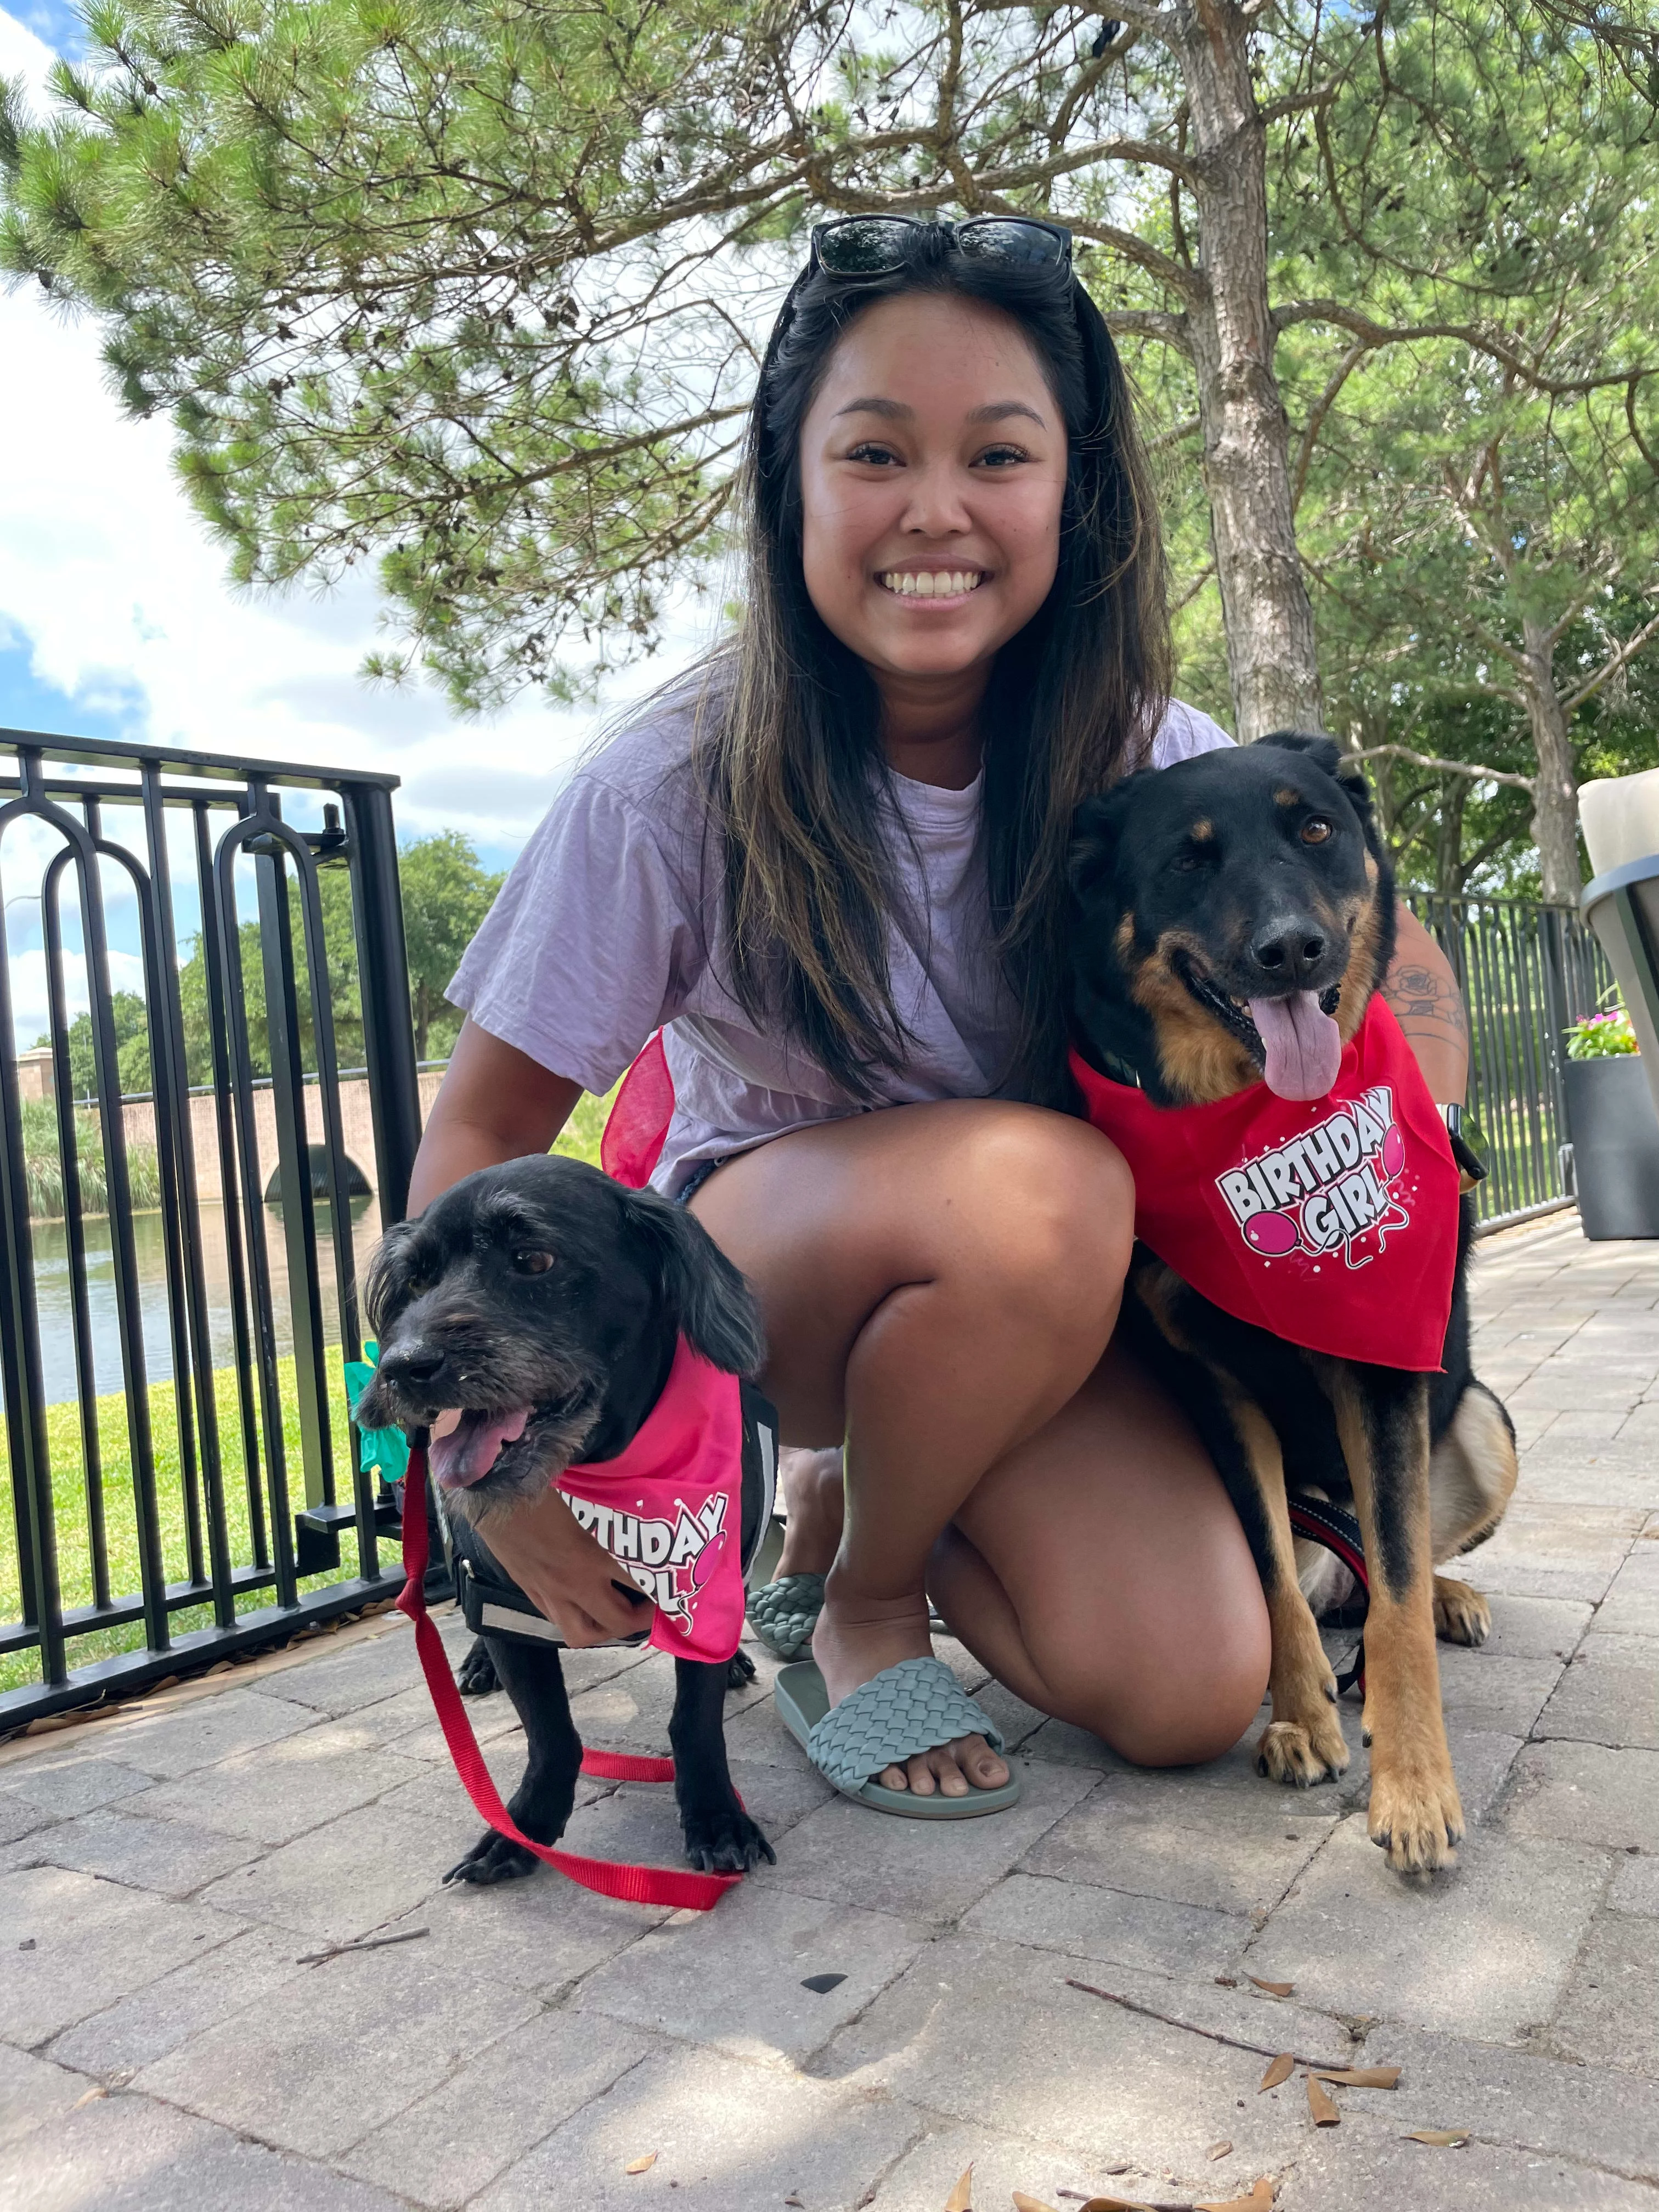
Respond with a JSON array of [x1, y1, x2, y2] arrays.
[[1244, 1211, 1299, 1255], [1381, 1126, 1405, 1179], [689, 1532, 725, 1592]]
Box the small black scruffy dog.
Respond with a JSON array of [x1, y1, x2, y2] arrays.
[[357, 1154, 775, 1882]]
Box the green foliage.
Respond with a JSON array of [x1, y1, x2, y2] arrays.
[[1566, 1004, 1639, 1059], [397, 831, 504, 1059], [16, 1096, 164, 1218]]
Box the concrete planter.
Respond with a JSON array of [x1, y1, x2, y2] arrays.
[[1565, 1054, 1659, 1239]]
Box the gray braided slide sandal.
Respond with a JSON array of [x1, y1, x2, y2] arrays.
[[774, 1656, 1022, 1818], [746, 1572, 826, 1661]]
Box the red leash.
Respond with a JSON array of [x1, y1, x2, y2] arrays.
[[397, 1441, 742, 1911]]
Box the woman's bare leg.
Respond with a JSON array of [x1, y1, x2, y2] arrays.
[[692, 1098, 1133, 1795]]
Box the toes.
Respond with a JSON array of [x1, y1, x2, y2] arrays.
[[904, 1755, 938, 1797], [959, 1734, 1009, 1788], [879, 1763, 911, 1792]]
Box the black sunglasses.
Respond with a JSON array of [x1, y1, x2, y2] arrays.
[[809, 215, 1073, 279]]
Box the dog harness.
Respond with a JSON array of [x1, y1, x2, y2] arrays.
[[1070, 998, 1459, 1371]]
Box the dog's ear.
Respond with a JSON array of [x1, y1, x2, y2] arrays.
[[623, 1186, 766, 1376], [1256, 729, 1379, 845], [1069, 786, 1132, 903], [363, 1218, 424, 1338]]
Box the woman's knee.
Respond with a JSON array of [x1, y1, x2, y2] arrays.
[[1038, 1580, 1271, 1769], [945, 1109, 1135, 1329]]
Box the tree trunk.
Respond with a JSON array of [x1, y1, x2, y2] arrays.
[[414, 981, 428, 1062], [1436, 776, 1468, 900], [1520, 619, 1581, 904], [1172, 1, 1323, 739]]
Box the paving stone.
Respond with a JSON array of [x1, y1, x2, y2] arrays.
[[135, 1931, 539, 2160], [108, 1689, 320, 1780], [0, 1757, 157, 1818], [0, 2040, 87, 2151], [1596, 1584, 1659, 1638], [0, 1865, 242, 2047], [267, 1622, 426, 1713], [1436, 1646, 1564, 1736], [0, 1791, 59, 1845], [1579, 1631, 1659, 1669], [1022, 1765, 1339, 1917], [579, 1880, 928, 2063], [1513, 1458, 1659, 1508], [546, 1755, 831, 1886], [0, 2088, 411, 2212], [1549, 1911, 1659, 2076], [816, 1934, 1339, 2173], [1259, 1813, 1607, 2039], [130, 1728, 426, 1847], [470, 2043, 922, 2212], [1541, 1410, 1636, 1443], [766, 1757, 1098, 1925], [566, 1649, 769, 1758], [1462, 1505, 1645, 1606], [48, 1922, 313, 2079], [373, 1872, 669, 1999], [1339, 1728, 1523, 1829], [867, 2117, 1179, 2212], [1276, 2113, 1658, 2211], [19, 1804, 262, 1898], [194, 1801, 472, 1943], [337, 2010, 653, 2209], [1612, 1857, 1659, 1916], [1471, 1594, 1593, 1662], [1505, 1743, 1659, 1852], [1536, 1659, 1659, 1751], [960, 1868, 1248, 1981]]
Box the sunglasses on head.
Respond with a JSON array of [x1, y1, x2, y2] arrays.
[[809, 215, 1073, 279]]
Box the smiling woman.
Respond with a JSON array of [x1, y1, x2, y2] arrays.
[[408, 221, 1466, 1827]]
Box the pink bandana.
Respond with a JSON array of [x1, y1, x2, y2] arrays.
[[554, 1336, 746, 1664], [1070, 998, 1459, 1372]]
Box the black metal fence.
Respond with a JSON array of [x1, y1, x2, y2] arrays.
[[1409, 892, 1616, 1229], [1, 731, 422, 1728]]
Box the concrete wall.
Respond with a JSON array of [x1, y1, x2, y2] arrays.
[[110, 1071, 447, 1206]]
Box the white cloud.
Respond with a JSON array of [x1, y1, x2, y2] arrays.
[[7, 942, 146, 1040], [0, 7, 716, 860]]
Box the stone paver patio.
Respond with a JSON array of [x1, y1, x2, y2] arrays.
[[3, 1210, 1658, 2210]]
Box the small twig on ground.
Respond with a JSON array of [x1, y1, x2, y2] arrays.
[[298, 1927, 430, 1967], [1062, 1979, 1362, 2072]]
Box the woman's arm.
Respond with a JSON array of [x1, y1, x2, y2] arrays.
[[1382, 904, 1469, 1107], [403, 1015, 648, 1644]]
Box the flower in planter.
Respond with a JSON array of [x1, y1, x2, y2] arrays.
[[1565, 1004, 1639, 1060]]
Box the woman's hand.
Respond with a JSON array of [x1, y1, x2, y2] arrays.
[[480, 1481, 653, 1647]]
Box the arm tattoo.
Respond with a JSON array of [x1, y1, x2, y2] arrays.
[[1381, 962, 1470, 1043]]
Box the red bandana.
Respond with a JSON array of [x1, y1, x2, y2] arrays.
[[1069, 998, 1459, 1371], [555, 1337, 746, 1664]]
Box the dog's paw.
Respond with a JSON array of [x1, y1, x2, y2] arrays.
[[455, 1639, 500, 1697], [444, 1830, 542, 1884], [1432, 1575, 1491, 1648], [1256, 1715, 1350, 1787], [681, 1802, 776, 1874], [725, 1649, 758, 1691], [1368, 1763, 1464, 1874]]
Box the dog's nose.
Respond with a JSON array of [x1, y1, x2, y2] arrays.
[[375, 1344, 445, 1392], [1250, 918, 1328, 985]]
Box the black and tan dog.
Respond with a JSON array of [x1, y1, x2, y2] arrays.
[[356, 1155, 775, 1882], [1068, 733, 1516, 1874]]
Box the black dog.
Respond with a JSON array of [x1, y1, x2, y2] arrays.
[[1068, 733, 1516, 1874], [357, 1154, 775, 1881]]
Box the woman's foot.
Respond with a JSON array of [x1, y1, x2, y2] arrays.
[[775, 1447, 844, 1576], [811, 1571, 1010, 1799]]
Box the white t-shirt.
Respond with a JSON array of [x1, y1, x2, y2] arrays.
[[448, 689, 1233, 1193]]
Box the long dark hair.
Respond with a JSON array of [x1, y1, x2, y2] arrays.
[[696, 232, 1171, 1104]]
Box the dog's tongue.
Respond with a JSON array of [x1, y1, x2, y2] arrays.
[[429, 1407, 531, 1491], [1249, 990, 1342, 1101]]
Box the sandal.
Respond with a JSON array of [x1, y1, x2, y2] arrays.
[[774, 1656, 1021, 1819], [747, 1572, 826, 1660]]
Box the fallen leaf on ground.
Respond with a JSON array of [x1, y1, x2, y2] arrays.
[[785, 2198, 804, 2208], [1214, 1975, 1238, 1988], [1306, 2075, 1340, 2126], [1196, 2180, 1276, 2212], [1247, 1976, 1294, 1997], [801, 1972, 847, 1994], [1068, 2197, 1156, 2211], [1259, 2052, 1295, 2091], [1405, 2129, 1471, 2148], [944, 2165, 973, 2211], [624, 2154, 658, 2175], [1012, 2194, 1061, 2212], [1206, 2141, 1233, 2160], [1313, 2066, 1400, 2089], [71, 2089, 105, 2109]]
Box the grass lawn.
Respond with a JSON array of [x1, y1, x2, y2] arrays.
[[1, 1089, 614, 1697]]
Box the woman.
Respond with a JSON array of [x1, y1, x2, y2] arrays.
[[413, 217, 1469, 1813]]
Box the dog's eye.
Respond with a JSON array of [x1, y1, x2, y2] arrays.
[[511, 1249, 555, 1275], [1300, 817, 1334, 845]]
